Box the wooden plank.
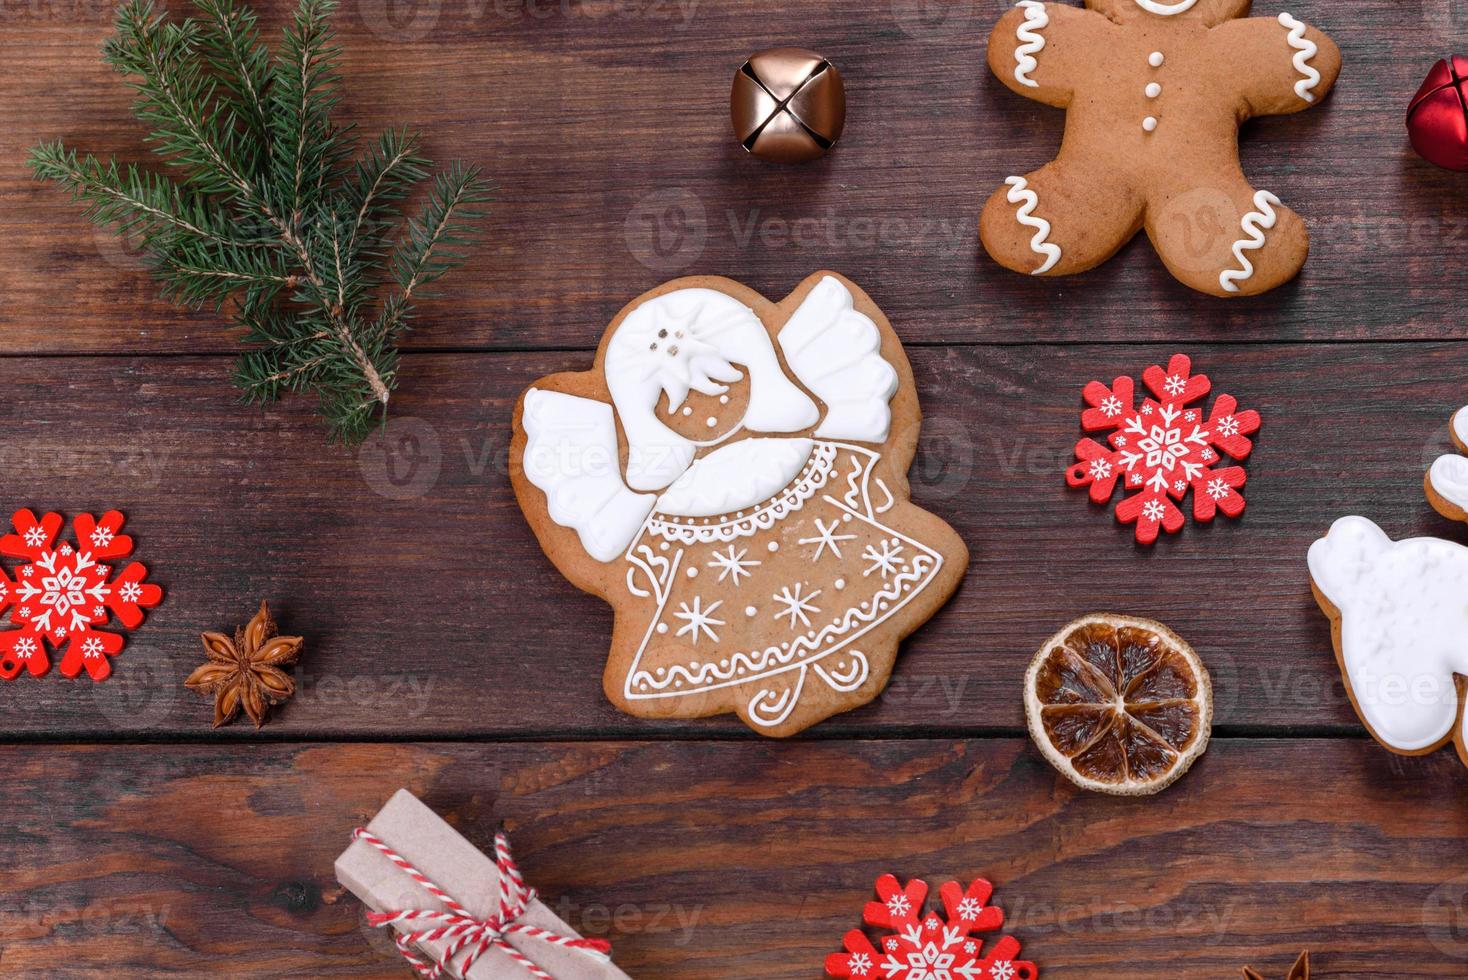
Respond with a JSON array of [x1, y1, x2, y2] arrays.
[[2, 0, 1466, 354], [0, 342, 1464, 739], [0, 738, 1464, 977]]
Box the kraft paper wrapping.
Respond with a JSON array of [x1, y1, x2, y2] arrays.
[[335, 790, 630, 980]]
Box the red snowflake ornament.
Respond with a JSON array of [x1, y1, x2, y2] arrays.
[[1065, 354, 1261, 545], [826, 874, 1038, 980], [0, 510, 163, 681]]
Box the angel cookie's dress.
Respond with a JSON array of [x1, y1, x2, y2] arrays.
[[623, 437, 946, 729]]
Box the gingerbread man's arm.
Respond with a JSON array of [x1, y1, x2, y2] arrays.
[[987, 2, 1118, 108], [1209, 13, 1341, 118]]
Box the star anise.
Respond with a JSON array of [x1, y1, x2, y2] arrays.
[[1243, 952, 1310, 980], [185, 601, 304, 728]]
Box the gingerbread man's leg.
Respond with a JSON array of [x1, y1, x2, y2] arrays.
[[1147, 174, 1311, 298], [981, 162, 1143, 277]]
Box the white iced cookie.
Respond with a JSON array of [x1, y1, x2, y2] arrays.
[[511, 271, 968, 739], [1426, 406, 1468, 522], [1308, 516, 1468, 766]]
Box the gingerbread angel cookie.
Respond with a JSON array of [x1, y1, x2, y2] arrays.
[[511, 273, 967, 737], [984, 0, 1341, 297]]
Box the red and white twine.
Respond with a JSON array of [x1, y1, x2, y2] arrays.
[[352, 827, 613, 980]]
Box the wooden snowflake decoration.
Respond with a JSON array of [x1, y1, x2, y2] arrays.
[[1065, 353, 1261, 544], [0, 510, 163, 681], [826, 874, 1038, 980]]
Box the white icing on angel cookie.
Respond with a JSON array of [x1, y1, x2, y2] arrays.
[[604, 288, 818, 492], [1219, 190, 1281, 293], [778, 275, 898, 443], [656, 438, 813, 518], [1309, 516, 1468, 755], [1004, 176, 1062, 275], [1133, 0, 1199, 16], [1013, 1, 1049, 88], [1278, 13, 1321, 103], [521, 389, 656, 562]]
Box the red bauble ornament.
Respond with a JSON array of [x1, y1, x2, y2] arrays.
[[1408, 57, 1468, 171]]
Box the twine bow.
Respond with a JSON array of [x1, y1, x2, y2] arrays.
[[352, 827, 613, 980]]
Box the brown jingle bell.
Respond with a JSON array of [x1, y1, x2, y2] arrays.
[[731, 47, 845, 164]]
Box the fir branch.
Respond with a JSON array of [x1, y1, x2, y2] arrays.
[[31, 0, 492, 443]]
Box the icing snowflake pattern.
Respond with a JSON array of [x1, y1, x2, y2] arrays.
[[0, 510, 163, 681], [773, 582, 821, 630], [1066, 354, 1261, 544], [863, 539, 907, 579], [708, 545, 760, 585], [826, 875, 1039, 980], [673, 596, 724, 644], [800, 518, 858, 562]]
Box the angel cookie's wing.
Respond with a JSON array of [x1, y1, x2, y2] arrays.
[[777, 275, 899, 444], [521, 388, 655, 563]]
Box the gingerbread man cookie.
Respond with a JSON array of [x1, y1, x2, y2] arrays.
[[510, 272, 967, 737], [984, 0, 1341, 297]]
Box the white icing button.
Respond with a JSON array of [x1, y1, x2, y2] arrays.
[[1149, 51, 1164, 67], [1146, 82, 1162, 98], [705, 417, 717, 428], [745, 606, 757, 617], [681, 406, 692, 416], [719, 395, 729, 404], [767, 541, 779, 552], [1143, 116, 1159, 132], [834, 578, 846, 590], [687, 566, 698, 578]]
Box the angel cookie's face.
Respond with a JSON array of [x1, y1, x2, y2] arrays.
[[657, 365, 752, 445], [1088, 0, 1249, 25]]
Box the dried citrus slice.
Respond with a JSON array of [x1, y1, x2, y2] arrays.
[[1024, 613, 1212, 796]]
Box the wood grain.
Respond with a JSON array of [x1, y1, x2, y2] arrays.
[[0, 343, 1465, 739], [3, 0, 1468, 353], [1, 739, 1465, 978], [3, 2, 1468, 977]]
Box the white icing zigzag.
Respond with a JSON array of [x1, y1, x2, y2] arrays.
[[1004, 176, 1062, 275], [1013, 1, 1048, 88], [1219, 190, 1281, 294], [1278, 13, 1321, 103]]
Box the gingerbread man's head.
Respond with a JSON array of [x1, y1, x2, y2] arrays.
[[1085, 0, 1251, 27]]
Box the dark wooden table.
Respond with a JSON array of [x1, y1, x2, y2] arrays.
[[3, 1, 1467, 976]]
